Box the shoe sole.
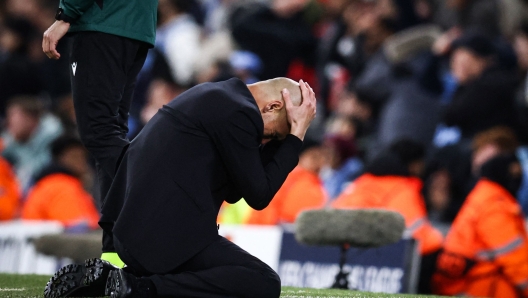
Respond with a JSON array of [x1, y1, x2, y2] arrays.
[[105, 270, 122, 298], [44, 258, 113, 298], [105, 270, 116, 297]]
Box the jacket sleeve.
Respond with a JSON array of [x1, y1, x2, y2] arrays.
[[210, 109, 302, 210], [476, 206, 528, 295], [259, 139, 283, 166], [60, 0, 95, 20], [388, 188, 443, 255]]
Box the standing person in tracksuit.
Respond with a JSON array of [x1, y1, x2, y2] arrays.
[[42, 0, 157, 297]]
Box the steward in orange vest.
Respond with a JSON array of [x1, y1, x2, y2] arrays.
[[433, 154, 528, 298], [247, 141, 327, 225], [333, 139, 443, 255], [333, 173, 443, 254], [332, 139, 443, 293], [21, 136, 99, 230], [247, 166, 326, 225], [0, 157, 21, 220]]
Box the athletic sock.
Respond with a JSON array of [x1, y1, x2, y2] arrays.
[[101, 252, 126, 268]]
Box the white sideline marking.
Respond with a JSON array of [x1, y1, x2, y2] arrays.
[[0, 288, 25, 291]]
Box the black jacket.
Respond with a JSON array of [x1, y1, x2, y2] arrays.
[[444, 67, 518, 139], [100, 78, 302, 273]]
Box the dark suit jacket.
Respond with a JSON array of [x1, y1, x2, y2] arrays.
[[100, 78, 302, 273]]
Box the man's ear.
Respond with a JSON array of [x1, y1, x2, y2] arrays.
[[264, 100, 284, 113]]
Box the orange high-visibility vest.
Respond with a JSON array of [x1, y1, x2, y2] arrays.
[[22, 173, 100, 229], [247, 166, 327, 225], [0, 157, 20, 220], [332, 173, 443, 255], [432, 179, 528, 298]]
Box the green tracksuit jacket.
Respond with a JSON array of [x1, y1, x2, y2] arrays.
[[59, 0, 157, 46]]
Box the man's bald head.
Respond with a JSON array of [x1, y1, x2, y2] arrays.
[[248, 77, 302, 109], [247, 77, 304, 143]]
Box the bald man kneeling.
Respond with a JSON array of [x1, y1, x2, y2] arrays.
[[48, 77, 316, 298]]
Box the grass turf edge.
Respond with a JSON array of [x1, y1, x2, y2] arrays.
[[0, 274, 448, 297]]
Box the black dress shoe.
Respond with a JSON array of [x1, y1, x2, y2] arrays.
[[44, 258, 117, 298], [106, 269, 156, 298]]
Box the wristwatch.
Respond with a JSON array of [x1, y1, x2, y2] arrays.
[[55, 8, 75, 23]]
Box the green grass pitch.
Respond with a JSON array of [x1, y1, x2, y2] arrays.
[[0, 274, 447, 297]]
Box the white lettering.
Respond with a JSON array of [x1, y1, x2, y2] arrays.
[[279, 261, 404, 293]]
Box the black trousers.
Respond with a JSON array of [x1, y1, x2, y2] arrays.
[[69, 31, 149, 251], [115, 235, 281, 298]]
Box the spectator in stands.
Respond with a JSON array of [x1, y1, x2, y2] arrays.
[[443, 32, 518, 141], [466, 126, 520, 209], [247, 140, 327, 225], [201, 0, 231, 35], [512, 23, 528, 216], [325, 114, 360, 140], [337, 0, 396, 107], [318, 0, 421, 104], [0, 16, 43, 117], [432, 154, 528, 298], [129, 0, 200, 135], [21, 135, 99, 230], [471, 126, 519, 176], [230, 0, 318, 80], [513, 22, 528, 144], [140, 64, 186, 127], [424, 144, 472, 224], [315, 0, 370, 110], [470, 126, 528, 215], [156, 0, 201, 87], [0, 156, 20, 220], [30, 0, 72, 107], [425, 126, 519, 224], [320, 133, 362, 200], [322, 0, 441, 158], [449, 0, 500, 36], [333, 138, 443, 293], [229, 50, 263, 84], [2, 96, 63, 192], [430, 0, 500, 37], [330, 85, 379, 151], [193, 41, 235, 84]]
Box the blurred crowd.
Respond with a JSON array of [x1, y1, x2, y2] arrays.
[[2, 0, 528, 296]]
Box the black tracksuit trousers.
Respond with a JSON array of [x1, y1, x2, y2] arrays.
[[69, 31, 149, 251], [115, 235, 282, 298]]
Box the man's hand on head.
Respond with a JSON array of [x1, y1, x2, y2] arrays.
[[283, 79, 316, 141], [42, 20, 70, 60]]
